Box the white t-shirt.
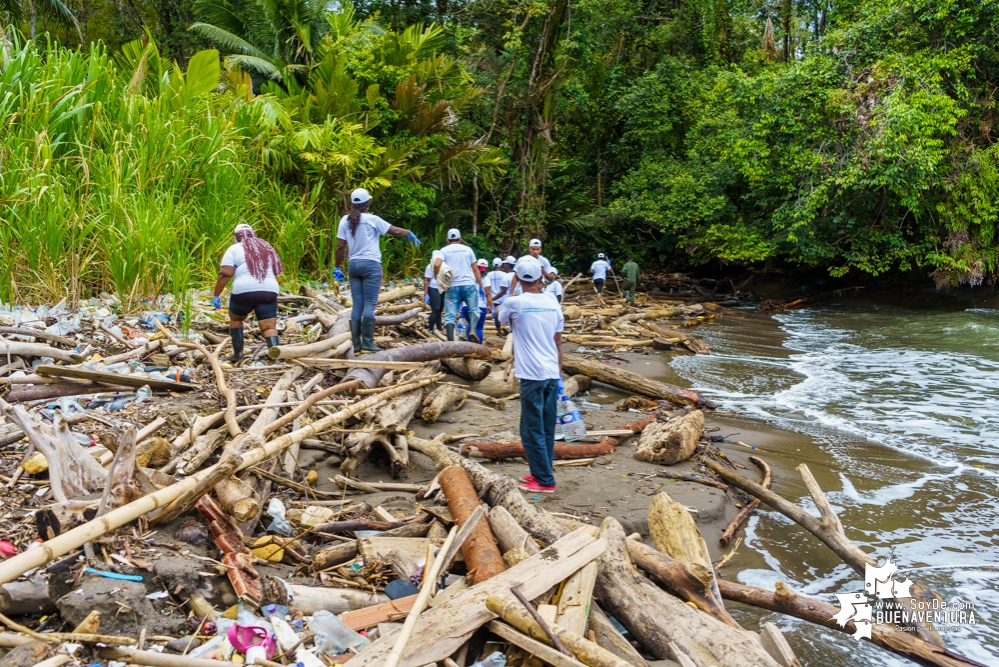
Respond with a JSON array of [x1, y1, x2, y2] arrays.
[[337, 213, 391, 262], [221, 243, 281, 295], [498, 292, 564, 381], [590, 260, 611, 280], [545, 280, 563, 299], [424, 251, 443, 290], [520, 254, 553, 276], [486, 270, 511, 302], [439, 243, 478, 287]]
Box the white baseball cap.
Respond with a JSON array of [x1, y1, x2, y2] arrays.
[[477, 259, 488, 268], [550, 267, 559, 276], [514, 256, 542, 282], [492, 257, 502, 267], [350, 188, 372, 204], [503, 255, 516, 265], [529, 238, 542, 248], [447, 228, 461, 241], [597, 252, 605, 259]]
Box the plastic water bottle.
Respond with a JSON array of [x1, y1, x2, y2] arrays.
[[310, 610, 370, 654], [471, 652, 507, 667], [456, 318, 469, 341], [135, 385, 151, 403], [555, 397, 564, 441], [560, 397, 587, 442]]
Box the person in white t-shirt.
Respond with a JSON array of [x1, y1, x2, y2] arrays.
[[498, 256, 564, 493], [485, 257, 512, 331], [508, 238, 555, 297], [544, 267, 564, 304], [212, 224, 284, 363], [589, 252, 614, 307], [432, 229, 492, 342], [423, 249, 445, 334], [335, 188, 420, 353]]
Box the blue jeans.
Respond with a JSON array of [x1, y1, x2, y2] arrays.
[[519, 378, 559, 487], [348, 259, 382, 319], [444, 284, 479, 335], [460, 305, 486, 343]]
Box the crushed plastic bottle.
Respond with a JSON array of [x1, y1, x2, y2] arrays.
[[554, 398, 564, 441], [266, 498, 293, 536], [471, 652, 507, 667], [559, 397, 587, 442], [309, 610, 370, 654], [135, 385, 151, 403]]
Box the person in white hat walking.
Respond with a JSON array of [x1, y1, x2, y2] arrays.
[[589, 252, 614, 307], [544, 267, 563, 303], [498, 256, 564, 493], [433, 228, 492, 342], [485, 257, 512, 332], [213, 224, 284, 363], [423, 249, 446, 334], [508, 238, 555, 297], [335, 188, 421, 353], [459, 259, 490, 343]]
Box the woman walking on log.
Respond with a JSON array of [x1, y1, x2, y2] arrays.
[[213, 223, 283, 363], [334, 188, 421, 353]]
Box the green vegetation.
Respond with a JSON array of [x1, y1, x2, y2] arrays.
[[1, 0, 997, 303]]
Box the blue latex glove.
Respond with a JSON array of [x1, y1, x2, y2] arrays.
[[407, 231, 421, 245], [557, 378, 565, 395], [333, 267, 345, 283], [212, 295, 221, 310], [424, 294, 431, 305]]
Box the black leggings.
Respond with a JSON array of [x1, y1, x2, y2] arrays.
[[428, 288, 445, 332], [229, 291, 278, 319]]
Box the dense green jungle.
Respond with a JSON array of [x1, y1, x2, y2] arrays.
[[0, 0, 996, 305]]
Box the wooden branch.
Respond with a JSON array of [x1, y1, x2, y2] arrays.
[[0, 342, 83, 363], [34, 365, 192, 392], [0, 326, 76, 347], [267, 332, 351, 360], [461, 415, 655, 461], [344, 340, 493, 389], [561, 355, 706, 407], [717, 580, 987, 667], [487, 620, 588, 667], [298, 358, 426, 370], [703, 458, 945, 646], [720, 456, 771, 545]]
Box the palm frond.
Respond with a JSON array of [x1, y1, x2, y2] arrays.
[[190, 22, 270, 59]]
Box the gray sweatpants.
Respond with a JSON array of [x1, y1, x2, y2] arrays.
[[348, 259, 383, 319]]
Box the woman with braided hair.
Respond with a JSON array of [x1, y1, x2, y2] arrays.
[[212, 223, 283, 362]]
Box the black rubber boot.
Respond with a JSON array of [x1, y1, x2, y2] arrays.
[[350, 319, 362, 354], [360, 318, 382, 352], [227, 327, 244, 363], [265, 335, 279, 348], [446, 323, 455, 341]]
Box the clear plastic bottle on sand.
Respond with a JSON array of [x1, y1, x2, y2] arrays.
[[310, 610, 370, 654], [554, 396, 564, 441], [560, 397, 587, 442]]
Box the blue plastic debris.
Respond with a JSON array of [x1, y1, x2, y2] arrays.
[[84, 567, 143, 582]]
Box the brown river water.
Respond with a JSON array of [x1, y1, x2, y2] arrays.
[[661, 295, 999, 665]]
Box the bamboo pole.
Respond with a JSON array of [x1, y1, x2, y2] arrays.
[[0, 376, 439, 586], [384, 526, 459, 667]]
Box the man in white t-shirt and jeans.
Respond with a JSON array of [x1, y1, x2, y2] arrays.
[[499, 256, 565, 493], [485, 257, 512, 332], [434, 228, 492, 342], [589, 252, 614, 307], [508, 238, 555, 298]]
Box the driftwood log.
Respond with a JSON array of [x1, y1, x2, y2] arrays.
[[345, 341, 492, 389], [633, 410, 703, 464], [720, 455, 771, 545], [439, 466, 506, 584], [441, 357, 492, 381], [718, 580, 987, 667], [561, 355, 707, 407], [0, 342, 83, 364], [704, 459, 945, 646], [460, 415, 655, 461], [421, 384, 467, 423]]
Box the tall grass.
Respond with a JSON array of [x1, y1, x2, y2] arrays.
[[0, 37, 314, 309]]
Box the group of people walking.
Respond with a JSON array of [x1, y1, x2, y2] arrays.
[[211, 188, 637, 494]]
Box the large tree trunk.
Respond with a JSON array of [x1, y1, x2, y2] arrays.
[[421, 384, 467, 424], [594, 517, 779, 665], [439, 466, 506, 584], [460, 415, 655, 460], [441, 357, 492, 381], [345, 341, 492, 389], [717, 580, 986, 667], [561, 355, 708, 407]]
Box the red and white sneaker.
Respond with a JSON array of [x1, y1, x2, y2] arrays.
[[519, 475, 536, 483], [519, 480, 556, 493]]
